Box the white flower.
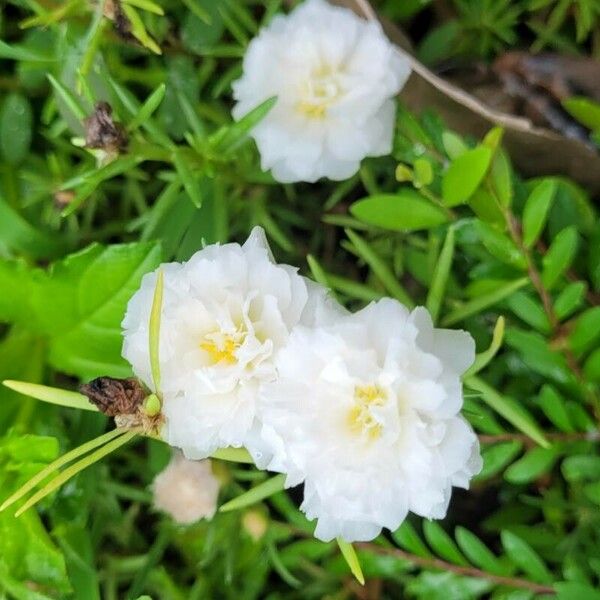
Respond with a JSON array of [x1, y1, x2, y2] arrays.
[[152, 453, 219, 524], [232, 0, 411, 183], [122, 227, 340, 459], [256, 299, 482, 542]]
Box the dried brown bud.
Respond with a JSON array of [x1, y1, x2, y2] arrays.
[[79, 377, 146, 416], [103, 0, 133, 41], [83, 102, 127, 154]]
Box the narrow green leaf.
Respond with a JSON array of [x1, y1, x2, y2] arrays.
[[442, 146, 492, 206], [476, 441, 523, 480], [0, 429, 123, 513], [337, 538, 365, 586], [555, 582, 600, 600], [2, 380, 97, 412], [489, 150, 513, 207], [306, 254, 330, 289], [392, 521, 433, 558], [426, 226, 455, 323], [47, 74, 86, 121], [210, 447, 254, 464], [562, 97, 600, 130], [464, 316, 505, 377], [522, 180, 556, 248], [121, 4, 162, 54], [422, 521, 469, 566], [15, 430, 139, 516], [128, 83, 166, 131], [474, 222, 527, 269], [504, 447, 558, 484], [569, 306, 600, 356], [213, 96, 277, 154], [350, 190, 448, 232], [442, 131, 468, 159], [506, 291, 550, 333], [554, 281, 587, 320], [537, 385, 573, 433], [149, 270, 164, 393], [413, 158, 434, 188], [466, 376, 550, 448], [123, 0, 165, 15], [173, 149, 202, 207], [219, 474, 286, 512], [0, 39, 54, 61], [455, 527, 508, 575], [442, 278, 528, 326], [345, 229, 414, 308], [501, 531, 553, 584], [542, 226, 579, 289]]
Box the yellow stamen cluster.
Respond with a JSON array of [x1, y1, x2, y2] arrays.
[[200, 332, 242, 365], [347, 384, 387, 441]]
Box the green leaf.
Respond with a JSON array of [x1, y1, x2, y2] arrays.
[[413, 158, 434, 188], [210, 447, 254, 463], [555, 582, 600, 600], [173, 149, 203, 208], [489, 149, 513, 207], [554, 281, 587, 320], [501, 531, 553, 584], [476, 441, 523, 480], [504, 447, 558, 484], [561, 455, 600, 482], [442, 146, 492, 206], [522, 180, 556, 248], [474, 222, 526, 269], [465, 316, 505, 377], [454, 526, 507, 575], [467, 376, 549, 448], [345, 229, 414, 307], [562, 97, 600, 130], [47, 74, 86, 121], [0, 39, 53, 61], [0, 196, 68, 259], [306, 254, 330, 289], [337, 539, 365, 585], [2, 381, 96, 412], [506, 291, 550, 333], [422, 521, 469, 566], [442, 278, 528, 326], [392, 521, 433, 558], [584, 347, 600, 382], [426, 226, 454, 323], [30, 243, 162, 380], [149, 270, 164, 393], [542, 226, 579, 289], [219, 474, 286, 512], [212, 96, 277, 154], [569, 307, 600, 356], [15, 430, 139, 516], [121, 4, 162, 54], [128, 83, 166, 131], [0, 429, 121, 513], [441, 131, 468, 159], [350, 190, 448, 232], [537, 385, 573, 433], [0, 94, 33, 165]]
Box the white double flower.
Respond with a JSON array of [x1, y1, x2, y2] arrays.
[[122, 228, 481, 542]]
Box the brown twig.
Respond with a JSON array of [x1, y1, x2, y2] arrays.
[[355, 544, 556, 595]]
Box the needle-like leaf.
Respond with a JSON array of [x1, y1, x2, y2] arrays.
[[337, 538, 365, 585], [2, 380, 98, 411], [149, 269, 164, 394]]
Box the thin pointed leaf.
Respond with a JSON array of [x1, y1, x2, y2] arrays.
[[128, 83, 166, 131], [211, 447, 254, 463], [464, 316, 505, 377], [337, 538, 365, 585], [47, 74, 87, 121], [0, 429, 123, 512], [15, 429, 139, 517], [426, 226, 455, 323], [345, 229, 414, 308], [172, 149, 202, 207], [219, 473, 285, 512], [149, 269, 164, 393], [2, 380, 97, 411], [466, 376, 550, 448]]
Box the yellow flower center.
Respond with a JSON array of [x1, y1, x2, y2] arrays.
[[297, 65, 342, 119], [200, 330, 244, 365], [347, 384, 387, 441]]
